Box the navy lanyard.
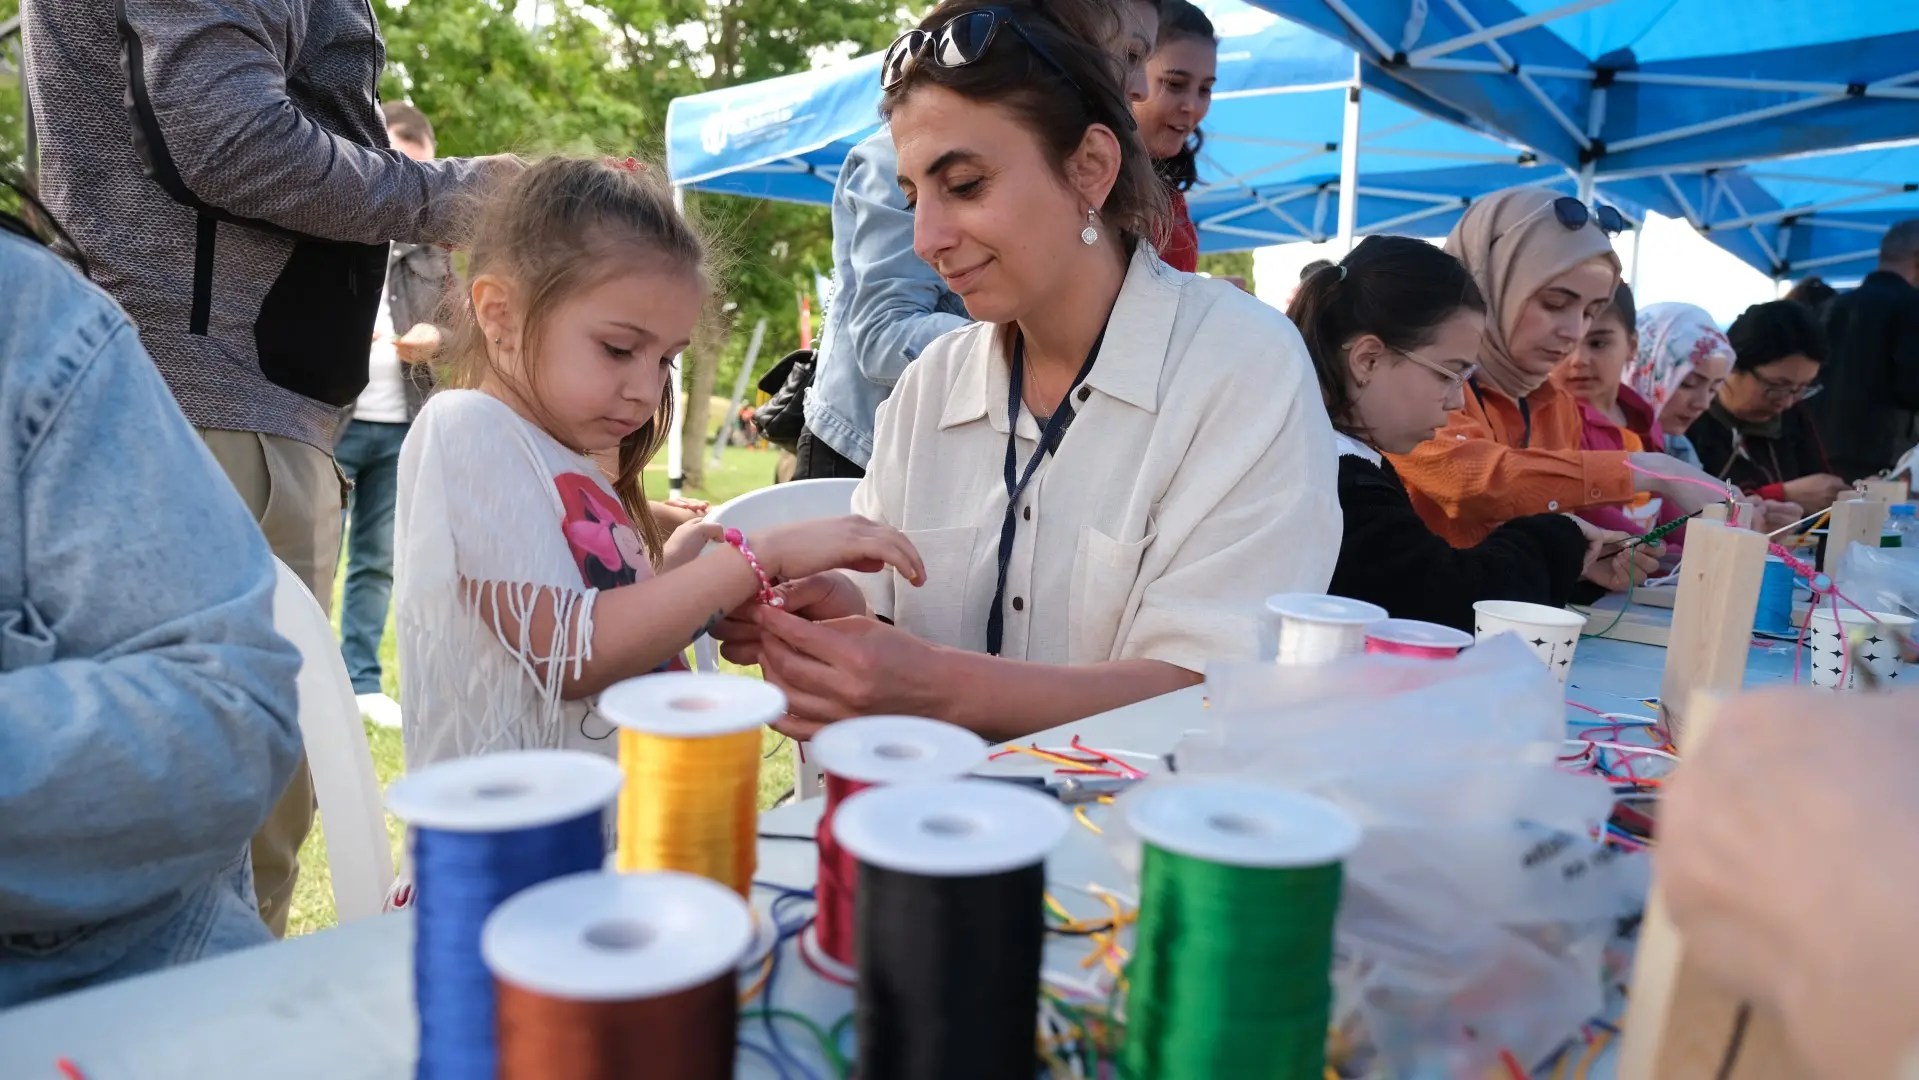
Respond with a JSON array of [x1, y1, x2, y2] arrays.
[[986, 328, 1105, 656]]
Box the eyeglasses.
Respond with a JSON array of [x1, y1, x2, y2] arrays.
[[1552, 197, 1628, 236], [1743, 370, 1819, 403], [1392, 347, 1478, 390], [882, 8, 1085, 100]]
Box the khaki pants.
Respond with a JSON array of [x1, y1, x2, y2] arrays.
[[199, 428, 346, 937]]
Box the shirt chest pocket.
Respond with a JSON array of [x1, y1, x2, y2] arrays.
[[1069, 527, 1154, 665], [891, 526, 980, 651]]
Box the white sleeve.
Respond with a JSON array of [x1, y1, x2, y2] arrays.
[[395, 392, 597, 762], [851, 380, 918, 623]]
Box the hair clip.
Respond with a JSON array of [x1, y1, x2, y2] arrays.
[[603, 156, 645, 175], [1337, 263, 1348, 281]]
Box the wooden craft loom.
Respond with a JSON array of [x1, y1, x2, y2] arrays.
[[1615, 520, 1811, 1078]]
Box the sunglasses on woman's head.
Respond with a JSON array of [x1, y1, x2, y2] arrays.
[[1552, 196, 1627, 236], [882, 7, 1088, 102]]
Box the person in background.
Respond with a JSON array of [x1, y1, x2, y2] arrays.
[[1662, 688, 1919, 1080], [794, 0, 1160, 480], [0, 212, 300, 1006], [717, 0, 1339, 742], [1555, 282, 1669, 535], [337, 102, 455, 731], [25, 0, 519, 937], [1813, 219, 1919, 481], [1784, 274, 1838, 315], [1133, 0, 1215, 274], [1297, 237, 1648, 630], [1629, 302, 1803, 533], [1387, 188, 1729, 548], [1688, 300, 1851, 513], [1289, 257, 1334, 307]]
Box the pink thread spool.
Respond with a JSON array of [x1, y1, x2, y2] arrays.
[[1365, 619, 1474, 659]]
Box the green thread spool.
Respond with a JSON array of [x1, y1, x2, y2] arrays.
[[1121, 783, 1360, 1080]]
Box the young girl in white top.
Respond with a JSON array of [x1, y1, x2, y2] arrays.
[[395, 157, 922, 772]]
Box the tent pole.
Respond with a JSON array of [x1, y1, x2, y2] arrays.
[[667, 185, 688, 500], [1628, 220, 1645, 289], [1576, 161, 1596, 203], [1336, 55, 1362, 252]]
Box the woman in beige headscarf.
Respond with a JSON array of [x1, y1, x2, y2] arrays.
[[1388, 187, 1730, 546]]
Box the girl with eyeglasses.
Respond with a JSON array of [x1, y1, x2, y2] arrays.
[[1386, 188, 1733, 547], [712, 0, 1340, 745], [1292, 236, 1652, 631], [1688, 299, 1850, 512]]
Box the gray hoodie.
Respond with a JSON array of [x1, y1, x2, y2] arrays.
[[25, 0, 493, 451]]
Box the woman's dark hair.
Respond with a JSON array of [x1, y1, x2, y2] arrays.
[[879, 0, 1168, 249], [1150, 0, 1216, 193], [1594, 280, 1636, 332], [1, 174, 90, 277], [1783, 275, 1837, 313], [1726, 299, 1827, 372], [1287, 235, 1487, 438]]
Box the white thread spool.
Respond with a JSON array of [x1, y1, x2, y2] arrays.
[[1266, 594, 1386, 667]]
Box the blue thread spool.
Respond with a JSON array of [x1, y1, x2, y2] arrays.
[[386, 751, 624, 1080], [1754, 556, 1796, 637]]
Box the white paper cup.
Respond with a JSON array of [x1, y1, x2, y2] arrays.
[[1807, 608, 1915, 690], [1472, 600, 1586, 683]]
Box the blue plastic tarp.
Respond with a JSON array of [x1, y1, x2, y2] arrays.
[[1602, 140, 1919, 282], [1246, 0, 1919, 178], [665, 0, 1545, 248]]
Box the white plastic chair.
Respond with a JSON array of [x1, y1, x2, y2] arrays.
[[272, 560, 394, 922], [692, 478, 860, 800]]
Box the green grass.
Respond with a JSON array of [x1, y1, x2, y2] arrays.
[[287, 444, 788, 937]]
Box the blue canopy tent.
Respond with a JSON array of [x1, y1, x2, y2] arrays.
[[1244, 0, 1919, 195], [665, 0, 1549, 249], [1601, 140, 1919, 283]]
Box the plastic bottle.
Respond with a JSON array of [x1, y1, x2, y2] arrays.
[[1887, 503, 1917, 548]]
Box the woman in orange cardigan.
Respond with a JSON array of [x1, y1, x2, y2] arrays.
[[1388, 188, 1731, 546]]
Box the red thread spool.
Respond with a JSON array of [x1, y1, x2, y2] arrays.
[[1364, 618, 1475, 659], [806, 717, 989, 975]]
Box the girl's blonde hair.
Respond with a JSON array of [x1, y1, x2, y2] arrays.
[[443, 156, 710, 566]]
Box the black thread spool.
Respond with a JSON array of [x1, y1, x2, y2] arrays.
[[832, 779, 1071, 1080]]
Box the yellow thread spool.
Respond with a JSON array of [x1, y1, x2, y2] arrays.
[[597, 672, 787, 896]]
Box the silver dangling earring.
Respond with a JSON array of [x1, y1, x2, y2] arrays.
[[1080, 208, 1099, 246]]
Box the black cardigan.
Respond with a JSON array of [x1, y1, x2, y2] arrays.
[[1685, 400, 1832, 501], [1330, 452, 1590, 632]]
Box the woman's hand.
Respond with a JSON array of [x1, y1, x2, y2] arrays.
[[394, 323, 442, 364], [1662, 690, 1919, 1079], [1780, 473, 1852, 514], [755, 606, 942, 740], [710, 573, 871, 667], [1572, 518, 1660, 592], [1629, 451, 1734, 516], [752, 516, 925, 587], [1757, 499, 1806, 534]]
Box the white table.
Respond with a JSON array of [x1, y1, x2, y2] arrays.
[[0, 629, 1815, 1080]]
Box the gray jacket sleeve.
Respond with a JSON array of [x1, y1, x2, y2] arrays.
[[0, 276, 302, 927], [118, 0, 487, 244]]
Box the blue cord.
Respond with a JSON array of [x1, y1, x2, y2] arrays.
[[758, 886, 823, 1080], [412, 812, 603, 1080], [737, 1037, 796, 1080]]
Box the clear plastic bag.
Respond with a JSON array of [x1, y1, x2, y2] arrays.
[[1142, 635, 1641, 1075], [1835, 542, 1919, 618]]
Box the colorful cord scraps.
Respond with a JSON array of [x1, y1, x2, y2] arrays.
[[987, 736, 1151, 779]]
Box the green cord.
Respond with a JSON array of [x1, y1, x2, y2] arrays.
[[764, 1008, 850, 1078], [1119, 843, 1344, 1080]]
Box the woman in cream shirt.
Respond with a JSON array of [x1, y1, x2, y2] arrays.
[[713, 0, 1338, 740]]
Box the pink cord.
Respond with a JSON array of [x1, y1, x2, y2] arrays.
[[1627, 460, 1736, 498], [1767, 542, 1887, 686]]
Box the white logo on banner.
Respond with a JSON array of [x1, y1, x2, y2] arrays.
[[699, 90, 814, 156]]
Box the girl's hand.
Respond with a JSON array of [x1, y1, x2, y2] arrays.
[[651, 499, 709, 531], [1572, 517, 1659, 592], [664, 496, 710, 514], [751, 516, 925, 587], [661, 518, 715, 572], [1630, 452, 1734, 516]]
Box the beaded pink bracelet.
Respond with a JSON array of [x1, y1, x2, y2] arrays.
[[723, 527, 783, 607]]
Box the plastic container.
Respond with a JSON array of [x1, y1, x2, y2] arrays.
[[1886, 504, 1917, 549]]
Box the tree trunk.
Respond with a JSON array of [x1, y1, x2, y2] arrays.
[[680, 325, 722, 492]]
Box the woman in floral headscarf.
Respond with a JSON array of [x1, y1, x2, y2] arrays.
[[1633, 303, 1803, 532]]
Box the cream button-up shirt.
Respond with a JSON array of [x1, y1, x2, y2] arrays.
[[853, 247, 1341, 672]]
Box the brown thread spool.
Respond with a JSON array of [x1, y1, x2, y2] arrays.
[[483, 870, 752, 1080]]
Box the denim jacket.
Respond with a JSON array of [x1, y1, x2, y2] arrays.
[[0, 232, 302, 1007], [803, 129, 971, 467]]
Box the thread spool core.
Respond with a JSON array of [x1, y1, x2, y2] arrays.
[[583, 919, 655, 953], [668, 695, 719, 712], [386, 750, 623, 832], [835, 779, 1070, 877], [810, 716, 989, 785], [1128, 782, 1361, 868]]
